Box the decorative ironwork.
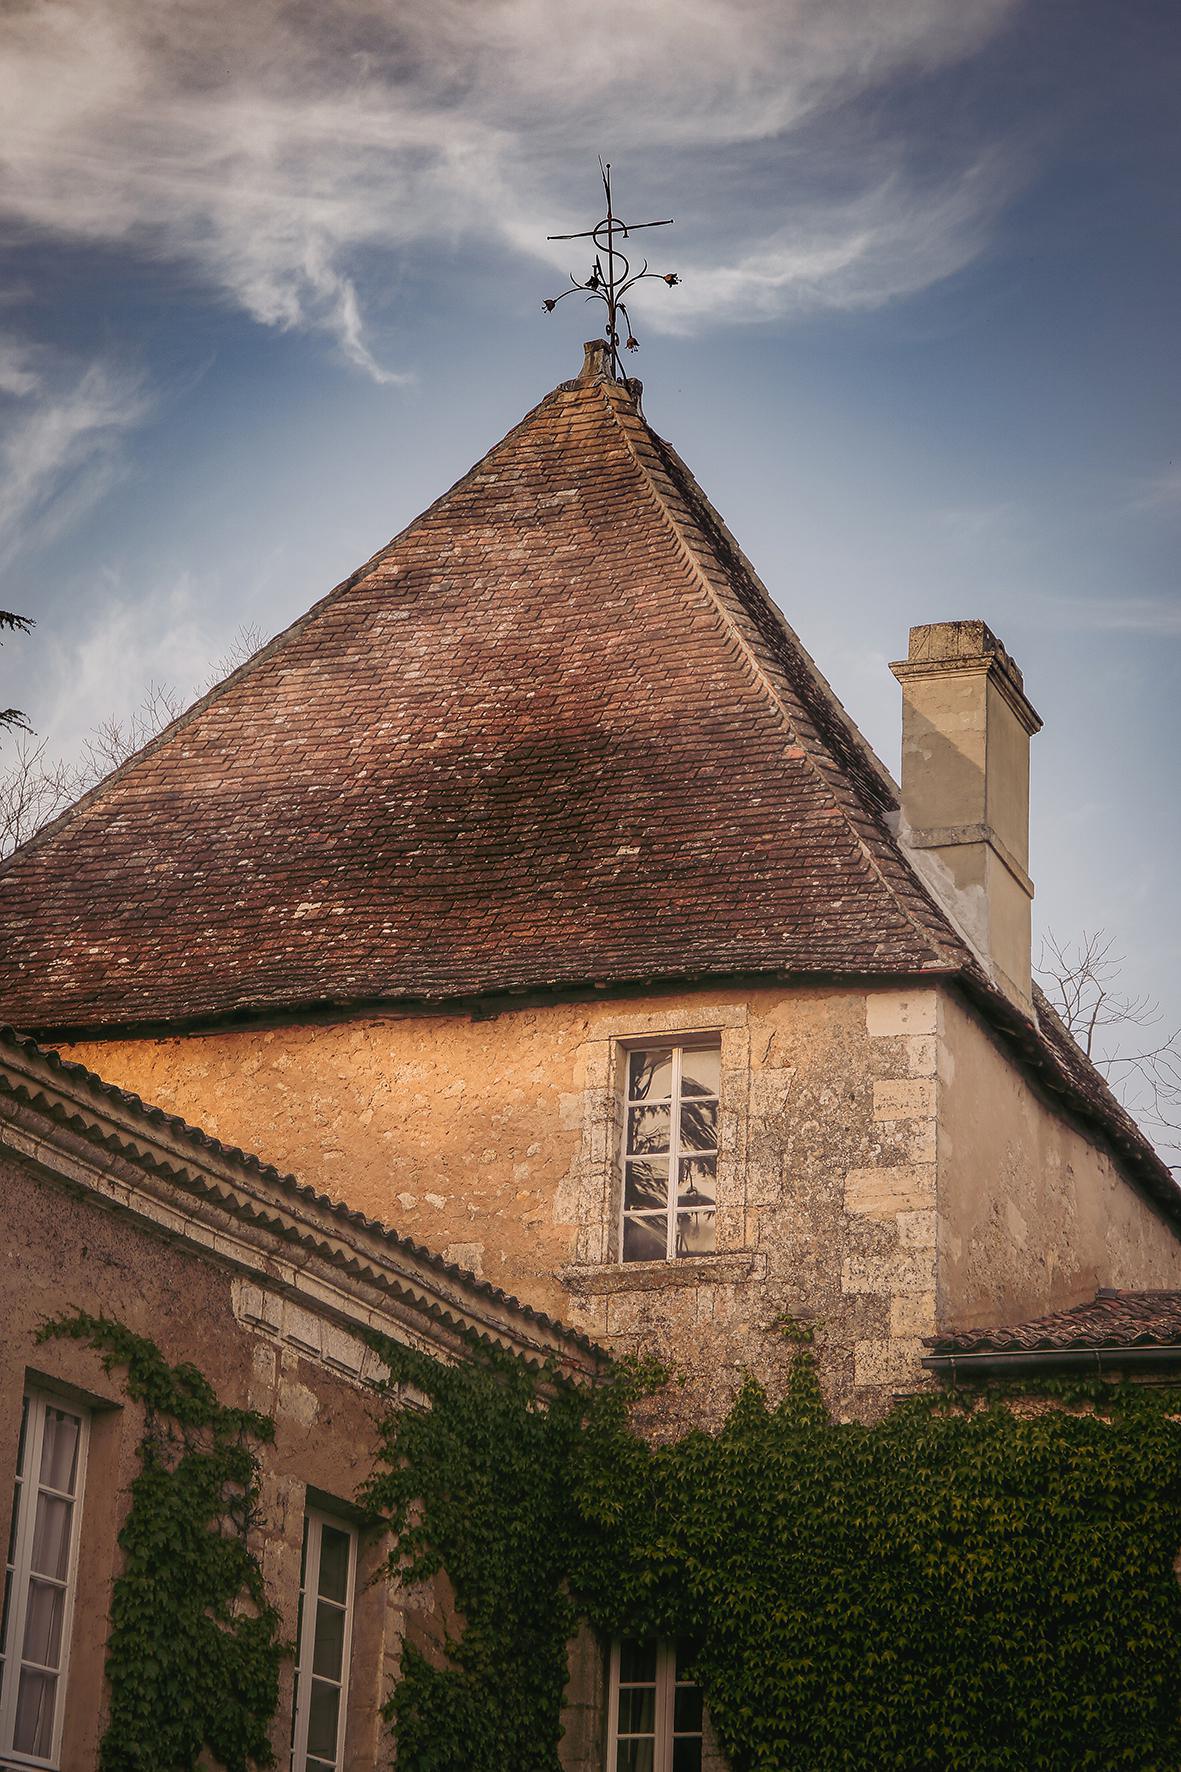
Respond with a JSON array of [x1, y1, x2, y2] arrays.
[[543, 160, 677, 378]]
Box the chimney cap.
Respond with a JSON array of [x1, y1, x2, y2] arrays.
[[891, 619, 1042, 734]]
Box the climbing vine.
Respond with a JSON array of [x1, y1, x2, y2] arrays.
[[37, 1313, 284, 1772], [366, 1329, 1181, 1772]]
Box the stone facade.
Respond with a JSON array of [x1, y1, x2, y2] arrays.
[[60, 976, 1181, 1430], [0, 1030, 597, 1768]]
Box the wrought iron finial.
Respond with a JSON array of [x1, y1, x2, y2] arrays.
[[543, 160, 677, 379]]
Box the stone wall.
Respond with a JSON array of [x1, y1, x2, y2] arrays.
[[936, 989, 1181, 1327], [0, 1151, 400, 1769], [65, 982, 949, 1424]]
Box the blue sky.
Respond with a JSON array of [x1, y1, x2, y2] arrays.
[[0, 0, 1178, 1142]]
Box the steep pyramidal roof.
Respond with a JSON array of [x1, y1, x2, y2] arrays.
[[0, 356, 970, 1033]]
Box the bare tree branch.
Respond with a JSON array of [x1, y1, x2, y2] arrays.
[[1037, 929, 1181, 1169]]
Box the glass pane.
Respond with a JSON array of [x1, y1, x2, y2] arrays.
[[617, 1742, 655, 1772], [317, 1524, 350, 1605], [678, 1156, 716, 1208], [617, 1686, 656, 1734], [622, 1216, 667, 1263], [679, 1101, 717, 1152], [13, 1666, 56, 1755], [674, 1685, 704, 1732], [31, 1493, 73, 1581], [307, 1762, 335, 1772], [628, 1049, 673, 1102], [680, 1047, 720, 1097], [673, 1741, 703, 1772], [39, 1409, 80, 1495], [624, 1161, 668, 1211], [306, 1675, 341, 1756], [312, 1597, 346, 1680], [627, 1104, 670, 1156], [618, 1639, 658, 1683], [22, 1578, 65, 1667], [675, 1211, 716, 1257]]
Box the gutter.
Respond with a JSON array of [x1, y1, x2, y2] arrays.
[[922, 1346, 1181, 1381]]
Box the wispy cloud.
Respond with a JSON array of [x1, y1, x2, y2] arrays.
[[0, 0, 1019, 378], [1044, 595, 1181, 637], [1132, 466, 1181, 512], [0, 346, 151, 568]]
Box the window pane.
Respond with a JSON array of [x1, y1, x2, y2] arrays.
[[30, 1493, 73, 1581], [672, 1741, 703, 1772], [22, 1577, 65, 1667], [679, 1101, 717, 1152], [617, 1686, 656, 1734], [628, 1050, 673, 1101], [675, 1211, 716, 1257], [622, 1216, 667, 1263], [624, 1161, 668, 1212], [13, 1667, 57, 1755], [627, 1104, 670, 1156], [39, 1409, 80, 1495], [674, 1685, 704, 1732], [617, 1742, 655, 1772], [618, 1639, 658, 1683], [680, 1047, 720, 1097], [677, 1156, 716, 1208], [317, 1525, 350, 1605], [306, 1675, 341, 1756], [312, 1598, 346, 1680]]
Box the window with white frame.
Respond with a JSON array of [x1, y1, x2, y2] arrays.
[[0, 1391, 88, 1768], [607, 1637, 704, 1771], [290, 1507, 357, 1772], [621, 1041, 720, 1261]]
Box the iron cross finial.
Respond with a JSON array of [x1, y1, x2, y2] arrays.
[[544, 160, 678, 379]]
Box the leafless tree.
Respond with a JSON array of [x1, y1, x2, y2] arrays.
[[0, 733, 87, 853], [80, 679, 185, 781], [0, 623, 270, 858], [201, 623, 265, 692], [1037, 929, 1181, 1167]]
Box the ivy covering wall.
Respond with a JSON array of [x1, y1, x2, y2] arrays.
[[33, 1313, 1181, 1771], [366, 1330, 1181, 1772], [38, 1313, 284, 1772]]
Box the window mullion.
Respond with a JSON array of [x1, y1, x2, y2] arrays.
[[0, 1398, 43, 1749], [659, 1639, 676, 1772], [667, 1047, 682, 1260], [292, 1511, 318, 1767]]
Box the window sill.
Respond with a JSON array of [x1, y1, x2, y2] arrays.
[[558, 1251, 767, 1296]]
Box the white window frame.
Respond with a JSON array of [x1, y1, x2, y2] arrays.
[[0, 1390, 89, 1770], [605, 1637, 704, 1772], [290, 1507, 357, 1772], [619, 1038, 720, 1262]]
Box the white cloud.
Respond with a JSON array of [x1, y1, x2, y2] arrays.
[[0, 0, 1019, 377], [1133, 466, 1181, 511], [1043, 595, 1181, 637], [33, 569, 216, 755], [0, 350, 150, 566]]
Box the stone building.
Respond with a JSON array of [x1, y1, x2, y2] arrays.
[[2, 340, 1180, 1767]]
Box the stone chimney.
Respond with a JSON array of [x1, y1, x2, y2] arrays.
[[890, 621, 1042, 1015]]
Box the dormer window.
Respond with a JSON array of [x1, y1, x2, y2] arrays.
[[621, 1040, 719, 1261]]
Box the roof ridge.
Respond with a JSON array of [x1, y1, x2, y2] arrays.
[[596, 380, 968, 974]]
